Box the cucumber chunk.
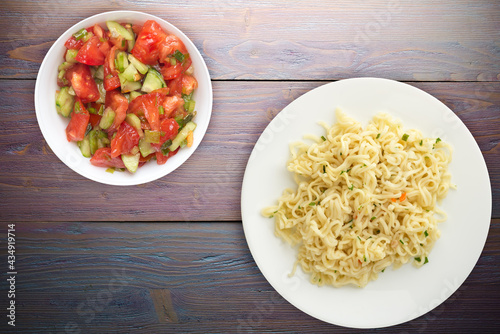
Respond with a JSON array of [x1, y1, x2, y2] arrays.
[[99, 107, 115, 129], [106, 21, 134, 41], [94, 65, 104, 80], [78, 138, 91, 158], [55, 87, 75, 117], [129, 91, 143, 101], [118, 73, 142, 93], [128, 54, 149, 74], [65, 49, 78, 63], [122, 63, 140, 82], [138, 138, 156, 157], [115, 51, 129, 73], [168, 121, 197, 152], [141, 68, 166, 93], [121, 153, 140, 173], [125, 113, 144, 137]]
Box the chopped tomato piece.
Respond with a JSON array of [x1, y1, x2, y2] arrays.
[[92, 24, 105, 39], [65, 63, 100, 103], [158, 34, 187, 63], [159, 118, 179, 144], [89, 113, 102, 128], [108, 33, 127, 51], [131, 20, 167, 65], [160, 56, 191, 81], [155, 148, 179, 165], [75, 36, 106, 66], [181, 74, 198, 95], [103, 46, 121, 91], [64, 36, 84, 50], [167, 75, 183, 96], [66, 99, 90, 142], [105, 90, 129, 133], [162, 95, 184, 117], [128, 91, 168, 131], [90, 147, 126, 168], [110, 121, 141, 158]]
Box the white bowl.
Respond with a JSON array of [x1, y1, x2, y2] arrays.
[[35, 11, 213, 186]]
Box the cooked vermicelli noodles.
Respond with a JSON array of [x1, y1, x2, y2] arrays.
[[262, 109, 453, 287]]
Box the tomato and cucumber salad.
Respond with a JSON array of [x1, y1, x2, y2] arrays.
[[55, 20, 198, 173]]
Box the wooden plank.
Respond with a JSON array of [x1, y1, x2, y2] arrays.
[[1, 0, 499, 80], [3, 220, 499, 332], [0, 80, 498, 222]]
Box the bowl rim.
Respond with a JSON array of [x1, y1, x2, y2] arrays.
[[34, 10, 213, 186]]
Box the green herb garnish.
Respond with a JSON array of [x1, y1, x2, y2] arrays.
[[415, 257, 421, 262], [173, 50, 185, 62], [364, 255, 367, 262], [436, 138, 441, 144], [321, 135, 326, 141], [348, 184, 354, 191], [376, 133, 381, 139], [399, 239, 404, 245], [419, 140, 423, 146], [309, 202, 316, 206], [402, 133, 409, 141], [424, 230, 429, 237], [424, 257, 429, 264], [322, 165, 326, 173], [370, 216, 376, 221]]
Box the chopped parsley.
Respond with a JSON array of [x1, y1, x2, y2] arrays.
[[415, 257, 421, 262], [402, 133, 409, 141], [368, 236, 372, 239], [363, 164, 367, 167], [340, 152, 342, 156], [309, 202, 316, 206], [381, 269, 385, 273], [347, 219, 353, 224], [357, 236, 361, 242], [321, 135, 326, 141], [348, 184, 354, 191], [350, 224, 353, 229], [364, 255, 367, 262], [370, 216, 376, 221], [298, 205, 302, 209], [376, 133, 381, 139], [436, 138, 441, 144], [357, 205, 363, 211], [424, 257, 429, 264], [340, 168, 351, 175], [399, 239, 404, 245], [424, 230, 429, 237], [375, 229, 380, 234], [322, 165, 326, 173], [419, 140, 423, 146]]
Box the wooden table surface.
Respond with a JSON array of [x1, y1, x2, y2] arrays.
[[1, 0, 499, 332]]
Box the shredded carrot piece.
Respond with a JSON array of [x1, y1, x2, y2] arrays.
[[186, 131, 194, 147], [400, 192, 407, 202], [391, 198, 397, 203]]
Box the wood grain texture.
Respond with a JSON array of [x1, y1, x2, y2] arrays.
[[0, 220, 498, 333], [0, 80, 499, 222], [1, 0, 499, 81]]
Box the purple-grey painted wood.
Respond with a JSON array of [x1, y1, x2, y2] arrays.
[[0, 221, 498, 333], [1, 1, 499, 81]]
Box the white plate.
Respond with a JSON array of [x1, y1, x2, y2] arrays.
[[241, 78, 491, 328], [35, 11, 213, 186]]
